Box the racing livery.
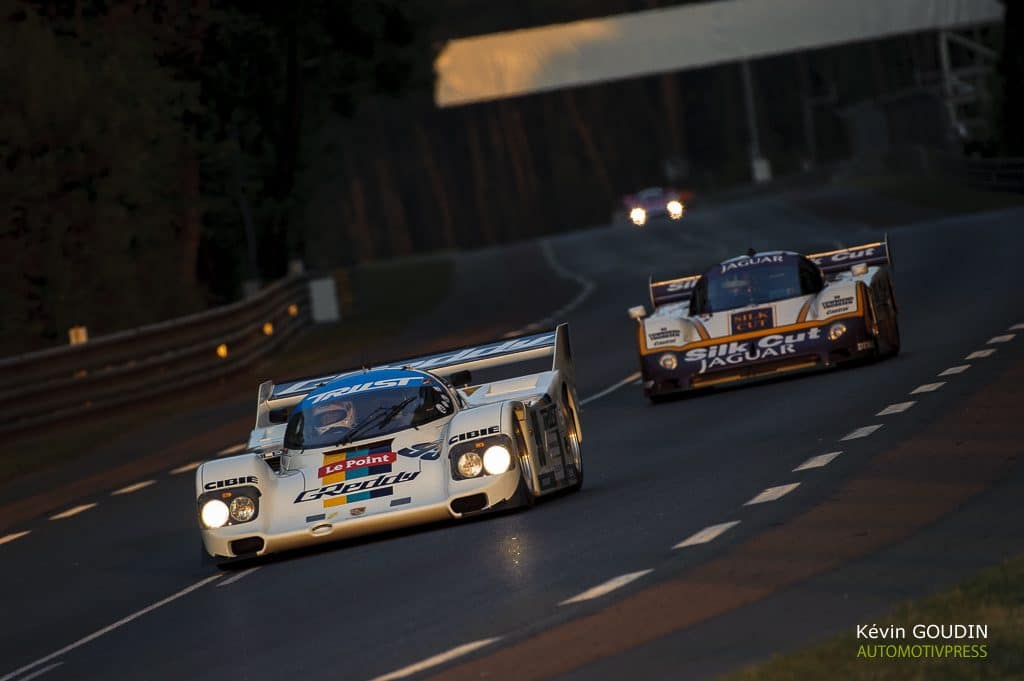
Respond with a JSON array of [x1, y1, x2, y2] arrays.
[[197, 325, 583, 564], [628, 240, 899, 401]]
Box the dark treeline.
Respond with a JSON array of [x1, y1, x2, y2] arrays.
[[1, 0, 1018, 354]]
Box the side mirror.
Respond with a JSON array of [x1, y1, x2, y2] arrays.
[[449, 369, 472, 388], [268, 408, 290, 424], [628, 305, 647, 320]]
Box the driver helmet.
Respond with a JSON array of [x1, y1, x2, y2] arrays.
[[312, 400, 355, 434]]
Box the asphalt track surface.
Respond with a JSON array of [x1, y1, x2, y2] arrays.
[[1, 190, 1022, 681]]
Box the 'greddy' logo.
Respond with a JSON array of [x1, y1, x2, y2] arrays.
[[294, 471, 420, 503], [684, 329, 821, 373]]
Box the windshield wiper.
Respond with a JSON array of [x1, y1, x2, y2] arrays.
[[335, 396, 417, 447]]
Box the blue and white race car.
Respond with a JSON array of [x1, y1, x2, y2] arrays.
[[196, 325, 583, 564]]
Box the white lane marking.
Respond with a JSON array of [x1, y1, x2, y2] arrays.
[[744, 483, 800, 506], [49, 504, 97, 520], [793, 451, 841, 471], [0, 574, 222, 681], [876, 401, 915, 416], [581, 372, 643, 406], [216, 566, 261, 587], [840, 424, 883, 441], [369, 637, 503, 681], [539, 240, 596, 320], [216, 443, 247, 456], [672, 521, 740, 549], [1010, 323, 1024, 331], [111, 480, 156, 496], [560, 569, 653, 605], [988, 334, 1015, 344], [938, 365, 970, 376], [966, 349, 996, 359], [170, 462, 201, 474], [0, 531, 31, 546], [910, 382, 945, 394], [13, 662, 63, 681]]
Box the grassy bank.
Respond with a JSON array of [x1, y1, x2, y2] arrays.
[[723, 554, 1024, 680]]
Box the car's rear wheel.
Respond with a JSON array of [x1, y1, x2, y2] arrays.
[[561, 396, 584, 492]]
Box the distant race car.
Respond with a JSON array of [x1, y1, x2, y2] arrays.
[[622, 187, 694, 226], [628, 240, 899, 402], [196, 325, 584, 565]]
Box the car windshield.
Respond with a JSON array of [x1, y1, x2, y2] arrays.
[[703, 262, 802, 312], [283, 377, 453, 450]]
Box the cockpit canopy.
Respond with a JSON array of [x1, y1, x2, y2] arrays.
[[689, 252, 823, 314], [283, 369, 454, 450]]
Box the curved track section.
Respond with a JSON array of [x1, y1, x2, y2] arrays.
[[1, 192, 1023, 681]]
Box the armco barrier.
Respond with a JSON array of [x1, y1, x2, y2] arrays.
[[0, 274, 313, 435]]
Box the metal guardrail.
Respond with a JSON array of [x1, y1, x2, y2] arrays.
[[0, 274, 313, 435]]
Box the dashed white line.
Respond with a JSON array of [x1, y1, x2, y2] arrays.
[[170, 462, 201, 475], [111, 480, 156, 496], [0, 531, 31, 546], [910, 382, 945, 395], [216, 566, 261, 587], [876, 401, 915, 416], [840, 424, 883, 441], [560, 570, 653, 605], [13, 662, 63, 681], [672, 521, 740, 549], [793, 451, 841, 471], [49, 504, 97, 520], [0, 574, 222, 681], [938, 365, 970, 376], [580, 372, 642, 406], [369, 637, 503, 681], [744, 483, 801, 506], [966, 349, 996, 359], [1010, 323, 1024, 331], [216, 443, 247, 456], [988, 334, 1015, 344]]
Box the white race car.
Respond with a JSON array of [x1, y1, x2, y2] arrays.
[[197, 325, 583, 565]]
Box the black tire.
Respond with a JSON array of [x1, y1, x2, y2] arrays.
[[561, 389, 584, 493], [885, 296, 901, 357]]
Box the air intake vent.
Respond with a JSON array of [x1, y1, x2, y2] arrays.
[[451, 493, 488, 515], [230, 537, 265, 556]]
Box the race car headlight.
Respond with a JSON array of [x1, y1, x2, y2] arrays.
[[666, 200, 684, 218], [482, 445, 512, 475], [457, 452, 483, 478], [828, 322, 847, 341], [229, 495, 256, 523], [629, 207, 647, 226], [659, 352, 678, 370], [201, 499, 230, 529]]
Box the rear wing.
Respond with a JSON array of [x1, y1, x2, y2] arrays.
[[254, 324, 574, 428], [649, 274, 699, 308], [807, 237, 892, 276]]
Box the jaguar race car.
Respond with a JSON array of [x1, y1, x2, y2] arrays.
[[196, 325, 583, 564], [628, 240, 899, 402]]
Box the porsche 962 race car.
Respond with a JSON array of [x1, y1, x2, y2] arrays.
[[628, 240, 899, 401], [197, 325, 583, 564]]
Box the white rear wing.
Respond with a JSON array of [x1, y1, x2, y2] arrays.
[[253, 324, 574, 429]]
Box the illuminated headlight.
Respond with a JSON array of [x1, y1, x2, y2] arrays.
[[457, 452, 483, 478], [828, 322, 847, 341], [201, 499, 229, 529], [629, 207, 647, 226], [229, 495, 256, 523], [666, 200, 684, 219], [659, 352, 678, 370], [482, 445, 512, 475]]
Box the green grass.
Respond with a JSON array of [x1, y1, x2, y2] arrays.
[[2, 255, 454, 484], [722, 554, 1024, 680]]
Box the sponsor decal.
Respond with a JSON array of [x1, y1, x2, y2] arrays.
[[294, 471, 421, 505], [389, 497, 412, 507], [349, 507, 367, 517], [397, 441, 442, 461], [664, 279, 697, 293], [310, 377, 423, 404], [317, 451, 396, 478], [731, 307, 774, 333], [204, 476, 258, 490], [314, 441, 398, 508], [646, 325, 682, 348], [683, 328, 822, 374], [821, 294, 856, 315], [387, 334, 555, 372], [448, 425, 500, 445], [811, 247, 877, 266], [720, 254, 783, 273]]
